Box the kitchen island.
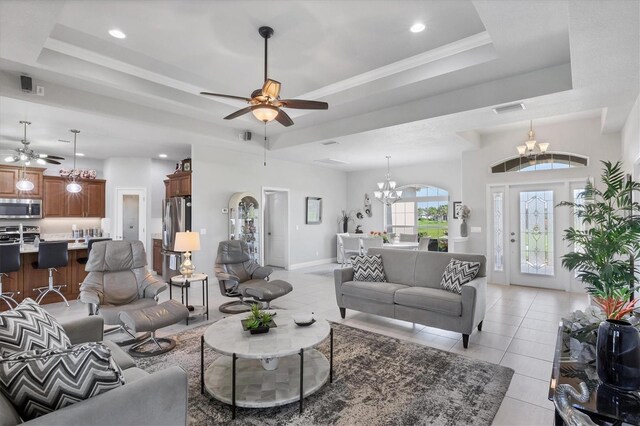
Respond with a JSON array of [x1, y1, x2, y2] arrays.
[[1, 242, 90, 311]]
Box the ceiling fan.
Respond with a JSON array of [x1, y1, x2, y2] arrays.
[[200, 26, 328, 127], [3, 121, 65, 165]]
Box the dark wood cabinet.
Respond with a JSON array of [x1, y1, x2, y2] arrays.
[[43, 176, 106, 218], [164, 179, 170, 200], [70, 250, 90, 294], [0, 165, 44, 198], [84, 181, 105, 217], [0, 270, 23, 312], [43, 178, 65, 217], [152, 239, 162, 274], [166, 172, 191, 197]]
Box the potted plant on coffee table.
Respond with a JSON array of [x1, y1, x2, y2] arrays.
[[559, 160, 640, 391], [241, 304, 277, 335]]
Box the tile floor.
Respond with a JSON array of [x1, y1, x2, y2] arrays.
[[45, 263, 590, 425]]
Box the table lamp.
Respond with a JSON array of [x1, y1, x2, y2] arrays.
[[174, 231, 200, 277]]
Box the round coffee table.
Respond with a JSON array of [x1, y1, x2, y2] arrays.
[[200, 311, 334, 419]]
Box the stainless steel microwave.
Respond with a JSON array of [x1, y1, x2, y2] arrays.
[[0, 198, 42, 219]]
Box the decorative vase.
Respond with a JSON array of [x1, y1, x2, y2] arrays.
[[596, 319, 640, 391], [343, 221, 348, 233], [460, 220, 468, 237]]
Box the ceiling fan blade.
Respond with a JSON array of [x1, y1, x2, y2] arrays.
[[279, 99, 329, 110], [275, 109, 294, 127], [42, 155, 65, 160], [42, 159, 61, 165], [261, 79, 281, 99], [224, 106, 253, 120], [200, 92, 252, 102]]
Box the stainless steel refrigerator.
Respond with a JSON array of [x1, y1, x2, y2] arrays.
[[161, 196, 192, 283]]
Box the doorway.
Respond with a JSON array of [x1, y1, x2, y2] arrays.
[[115, 188, 147, 247], [507, 182, 569, 290], [262, 187, 289, 269]]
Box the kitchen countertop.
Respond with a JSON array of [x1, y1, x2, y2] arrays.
[[20, 242, 88, 254]]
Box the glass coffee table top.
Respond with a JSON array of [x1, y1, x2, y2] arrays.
[[549, 319, 640, 425]]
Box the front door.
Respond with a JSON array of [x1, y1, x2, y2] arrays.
[[508, 183, 570, 290]]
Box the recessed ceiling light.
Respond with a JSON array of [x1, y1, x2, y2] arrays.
[[108, 29, 126, 39], [75, 152, 85, 157], [410, 23, 426, 33], [158, 154, 168, 158]]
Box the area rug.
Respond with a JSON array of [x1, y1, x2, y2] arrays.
[[136, 322, 514, 425]]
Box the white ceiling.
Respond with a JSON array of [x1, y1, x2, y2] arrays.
[[0, 0, 637, 171]]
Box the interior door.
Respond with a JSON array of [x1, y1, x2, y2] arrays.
[[122, 194, 139, 241], [508, 182, 569, 290], [265, 192, 286, 268]]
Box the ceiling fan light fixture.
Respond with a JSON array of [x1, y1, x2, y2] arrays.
[[251, 104, 279, 122], [262, 79, 281, 99], [108, 29, 126, 39], [36, 158, 46, 165], [4, 156, 15, 162]]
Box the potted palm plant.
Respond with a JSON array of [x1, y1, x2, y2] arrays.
[[559, 160, 640, 391]]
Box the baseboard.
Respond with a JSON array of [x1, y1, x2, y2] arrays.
[[288, 258, 337, 270]]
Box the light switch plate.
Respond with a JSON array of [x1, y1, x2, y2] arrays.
[[200, 228, 207, 235], [470, 226, 481, 233]]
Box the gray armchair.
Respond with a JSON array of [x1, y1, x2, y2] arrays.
[[0, 315, 188, 426], [215, 240, 292, 313], [79, 240, 167, 343]]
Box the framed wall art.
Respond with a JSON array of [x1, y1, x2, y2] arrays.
[[306, 197, 322, 224], [453, 201, 463, 219]]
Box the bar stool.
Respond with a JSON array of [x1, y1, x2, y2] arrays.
[[0, 244, 21, 309], [77, 238, 112, 265], [32, 241, 69, 306]]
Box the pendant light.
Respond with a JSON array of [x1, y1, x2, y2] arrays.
[[66, 129, 82, 193], [15, 121, 34, 192], [516, 121, 549, 162]]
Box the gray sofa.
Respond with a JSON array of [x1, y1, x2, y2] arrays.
[[334, 248, 486, 348], [0, 316, 188, 426]]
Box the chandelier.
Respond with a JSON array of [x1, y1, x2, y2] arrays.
[[517, 121, 549, 163], [374, 156, 402, 205]]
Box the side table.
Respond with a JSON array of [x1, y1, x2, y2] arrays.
[[169, 273, 209, 325]]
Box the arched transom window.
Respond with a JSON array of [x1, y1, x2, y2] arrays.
[[491, 153, 588, 173]]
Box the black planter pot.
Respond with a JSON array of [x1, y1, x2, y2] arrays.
[[342, 221, 348, 233], [596, 319, 640, 391]]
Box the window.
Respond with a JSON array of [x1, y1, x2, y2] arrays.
[[491, 153, 588, 173], [385, 185, 448, 239], [519, 190, 554, 275]]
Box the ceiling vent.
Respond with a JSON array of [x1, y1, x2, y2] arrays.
[[321, 141, 338, 145], [314, 158, 349, 165], [492, 103, 525, 114], [58, 139, 71, 143]]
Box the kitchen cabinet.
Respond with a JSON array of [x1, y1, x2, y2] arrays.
[[152, 238, 162, 274], [70, 249, 90, 294], [43, 176, 106, 218], [164, 179, 170, 200], [166, 171, 191, 197], [0, 165, 44, 198]]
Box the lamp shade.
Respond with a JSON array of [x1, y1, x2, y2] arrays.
[[174, 231, 201, 252], [251, 105, 279, 122]]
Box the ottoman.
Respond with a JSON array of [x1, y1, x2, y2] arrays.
[[242, 279, 293, 309], [119, 300, 189, 357]]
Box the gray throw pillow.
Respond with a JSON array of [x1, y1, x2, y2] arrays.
[[0, 343, 125, 420], [440, 259, 481, 294], [352, 254, 387, 282], [0, 298, 71, 357]]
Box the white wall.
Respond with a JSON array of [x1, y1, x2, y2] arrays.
[[461, 117, 622, 281], [346, 160, 462, 236], [191, 144, 348, 277], [622, 95, 640, 173]]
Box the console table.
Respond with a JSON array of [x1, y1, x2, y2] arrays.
[[548, 319, 640, 425]]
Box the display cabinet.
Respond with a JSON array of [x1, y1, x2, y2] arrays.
[[228, 192, 260, 263]]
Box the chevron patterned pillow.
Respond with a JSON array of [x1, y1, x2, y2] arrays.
[[0, 298, 71, 357], [352, 254, 387, 282], [0, 343, 125, 420], [440, 259, 481, 294]]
